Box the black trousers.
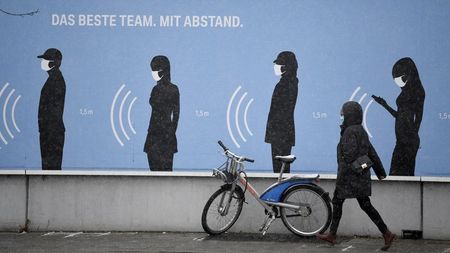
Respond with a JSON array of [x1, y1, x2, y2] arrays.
[[147, 152, 174, 171], [329, 196, 388, 235], [40, 131, 64, 170], [271, 144, 292, 173]]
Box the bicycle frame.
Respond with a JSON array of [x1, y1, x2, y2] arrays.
[[237, 174, 277, 216], [213, 150, 320, 218], [238, 170, 320, 215]]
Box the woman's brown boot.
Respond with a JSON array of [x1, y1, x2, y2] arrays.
[[316, 233, 337, 245], [381, 231, 396, 251]]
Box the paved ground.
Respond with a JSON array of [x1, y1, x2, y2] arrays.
[[1, 232, 450, 253]]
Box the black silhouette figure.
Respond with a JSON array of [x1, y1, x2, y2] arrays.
[[265, 51, 298, 173], [317, 101, 395, 251], [144, 56, 180, 171], [37, 48, 66, 170], [372, 57, 425, 176]]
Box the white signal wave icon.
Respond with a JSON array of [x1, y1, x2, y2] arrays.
[[0, 82, 22, 149], [110, 84, 138, 146], [349, 86, 374, 138], [227, 85, 254, 148]]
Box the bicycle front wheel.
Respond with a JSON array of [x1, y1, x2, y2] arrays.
[[201, 185, 244, 235], [280, 184, 332, 236]]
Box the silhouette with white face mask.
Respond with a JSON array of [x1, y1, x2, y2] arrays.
[[40, 59, 54, 71], [372, 57, 425, 176], [265, 51, 299, 173], [144, 55, 180, 171], [37, 48, 66, 170]]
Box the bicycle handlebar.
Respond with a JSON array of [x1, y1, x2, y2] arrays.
[[218, 140, 254, 163], [244, 158, 255, 163], [218, 140, 228, 151]]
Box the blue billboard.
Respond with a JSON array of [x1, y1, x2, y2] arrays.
[[1, 0, 450, 175]]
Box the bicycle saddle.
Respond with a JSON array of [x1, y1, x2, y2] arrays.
[[274, 155, 296, 163]]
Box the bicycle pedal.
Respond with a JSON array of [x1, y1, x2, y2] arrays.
[[260, 215, 275, 235]]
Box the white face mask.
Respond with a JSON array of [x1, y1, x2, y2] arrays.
[[273, 64, 285, 76], [152, 70, 162, 81], [340, 115, 344, 123], [394, 75, 407, 88], [41, 59, 54, 71]]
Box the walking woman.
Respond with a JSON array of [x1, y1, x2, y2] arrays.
[[372, 57, 425, 176], [317, 101, 395, 251], [144, 55, 180, 171]]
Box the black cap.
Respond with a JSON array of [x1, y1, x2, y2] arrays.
[[37, 48, 62, 61], [273, 51, 296, 65]]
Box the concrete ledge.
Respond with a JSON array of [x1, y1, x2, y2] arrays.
[[0, 170, 26, 175], [25, 170, 213, 177], [421, 176, 450, 183], [19, 170, 427, 181], [0, 171, 449, 239], [18, 170, 428, 182]]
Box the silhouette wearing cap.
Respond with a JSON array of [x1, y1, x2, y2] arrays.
[[265, 51, 298, 173], [144, 56, 180, 171], [37, 48, 66, 170], [372, 57, 425, 176]]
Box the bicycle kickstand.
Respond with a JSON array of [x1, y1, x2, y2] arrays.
[[259, 214, 276, 236]]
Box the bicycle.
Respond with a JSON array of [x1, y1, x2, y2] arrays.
[[201, 141, 332, 236]]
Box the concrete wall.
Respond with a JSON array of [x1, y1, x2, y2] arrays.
[[26, 171, 215, 232], [0, 171, 27, 231], [0, 171, 448, 239], [422, 177, 450, 240]]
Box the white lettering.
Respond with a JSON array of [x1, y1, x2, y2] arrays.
[[119, 15, 127, 26], [160, 15, 181, 27], [77, 15, 117, 26], [52, 14, 59, 25], [78, 14, 86, 26], [183, 16, 191, 27], [126, 15, 135, 26], [51, 14, 241, 28], [183, 16, 241, 28], [52, 14, 75, 26], [143, 15, 152, 27]]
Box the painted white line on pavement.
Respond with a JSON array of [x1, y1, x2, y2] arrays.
[[95, 232, 111, 237], [41, 232, 55, 236], [442, 248, 450, 253], [64, 232, 83, 238], [342, 245, 354, 251], [193, 236, 206, 241]]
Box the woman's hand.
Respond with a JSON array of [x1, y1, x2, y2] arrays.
[[372, 95, 387, 107]]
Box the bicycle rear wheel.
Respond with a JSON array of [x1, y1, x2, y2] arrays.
[[201, 185, 244, 235], [280, 184, 331, 236]]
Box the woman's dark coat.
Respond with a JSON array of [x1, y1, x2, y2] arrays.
[[144, 81, 179, 154], [265, 52, 298, 146], [144, 56, 180, 155], [389, 58, 425, 176], [335, 102, 386, 199]]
